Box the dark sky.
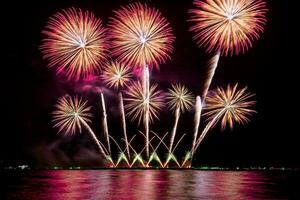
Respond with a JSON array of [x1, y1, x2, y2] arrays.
[[1, 0, 297, 168]]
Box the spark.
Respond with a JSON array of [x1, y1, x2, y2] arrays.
[[41, 8, 109, 80]]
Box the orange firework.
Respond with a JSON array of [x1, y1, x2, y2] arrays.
[[124, 81, 164, 124], [101, 61, 133, 89], [109, 2, 175, 69], [166, 83, 194, 151], [52, 95, 92, 135], [166, 84, 195, 113], [41, 8, 109, 80], [189, 0, 267, 56], [203, 83, 256, 130]]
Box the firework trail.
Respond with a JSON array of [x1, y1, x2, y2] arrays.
[[141, 132, 165, 168], [52, 95, 107, 157], [124, 81, 164, 157], [189, 0, 267, 100], [79, 117, 109, 159], [143, 66, 150, 157], [41, 8, 108, 80], [119, 93, 130, 158], [166, 84, 194, 152], [202, 53, 220, 100], [100, 93, 111, 155], [191, 96, 202, 154], [170, 107, 180, 151], [149, 131, 185, 168], [193, 107, 226, 154], [146, 132, 169, 167], [127, 134, 156, 167], [102, 61, 132, 158], [193, 84, 256, 153], [109, 136, 130, 167]]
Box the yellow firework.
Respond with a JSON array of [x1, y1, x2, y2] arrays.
[[102, 61, 133, 89], [124, 81, 164, 124], [166, 84, 195, 113], [109, 2, 175, 68], [203, 83, 256, 130], [52, 95, 92, 135], [189, 0, 267, 56], [41, 8, 109, 80]]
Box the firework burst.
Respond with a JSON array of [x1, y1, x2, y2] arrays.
[[102, 61, 133, 158], [204, 83, 256, 131], [41, 8, 109, 80], [192, 84, 256, 154], [189, 0, 267, 56], [166, 84, 194, 151], [124, 81, 164, 124], [166, 84, 195, 113], [109, 2, 175, 68], [52, 95, 107, 157], [52, 95, 92, 134], [102, 61, 133, 89]]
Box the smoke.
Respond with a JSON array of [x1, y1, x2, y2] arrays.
[[30, 136, 105, 168]]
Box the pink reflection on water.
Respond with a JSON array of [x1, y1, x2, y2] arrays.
[[7, 170, 289, 200]]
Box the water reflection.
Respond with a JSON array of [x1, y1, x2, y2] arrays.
[[5, 170, 291, 200]]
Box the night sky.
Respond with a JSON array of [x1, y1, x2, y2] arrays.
[[1, 0, 296, 168]]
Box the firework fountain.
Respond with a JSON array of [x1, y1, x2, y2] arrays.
[[166, 84, 194, 152], [41, 0, 267, 168], [109, 2, 175, 157], [102, 61, 133, 158]]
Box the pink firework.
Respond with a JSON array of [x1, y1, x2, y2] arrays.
[[189, 0, 267, 56], [109, 2, 175, 69], [41, 8, 109, 80]]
